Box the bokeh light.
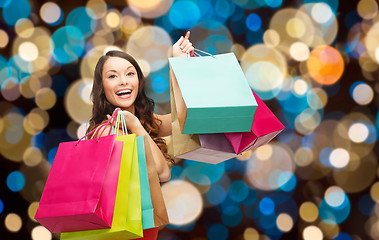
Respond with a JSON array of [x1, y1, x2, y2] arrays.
[[50, 26, 85, 64], [303, 225, 323, 240], [126, 26, 172, 72], [5, 213, 22, 232], [307, 45, 344, 85], [31, 226, 52, 240], [357, 0, 378, 20], [6, 171, 25, 192], [161, 179, 203, 225], [276, 213, 293, 232], [168, 1, 200, 29], [40, 2, 63, 26], [300, 202, 319, 222]]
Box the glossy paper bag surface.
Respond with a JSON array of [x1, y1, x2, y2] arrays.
[[35, 134, 122, 233], [169, 53, 257, 134], [61, 134, 143, 240], [136, 136, 154, 230], [225, 90, 285, 154], [170, 76, 237, 164], [143, 136, 169, 226]]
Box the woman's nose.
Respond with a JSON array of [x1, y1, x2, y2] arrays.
[[119, 75, 128, 85]]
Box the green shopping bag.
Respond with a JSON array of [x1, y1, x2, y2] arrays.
[[169, 50, 257, 134], [136, 135, 154, 230], [61, 112, 143, 240]]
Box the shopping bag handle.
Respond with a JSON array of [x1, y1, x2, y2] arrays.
[[112, 110, 128, 136], [188, 48, 215, 58], [92, 108, 120, 139], [76, 109, 119, 145]]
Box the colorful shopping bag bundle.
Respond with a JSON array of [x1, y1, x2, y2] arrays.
[[168, 49, 285, 163], [35, 109, 169, 239]]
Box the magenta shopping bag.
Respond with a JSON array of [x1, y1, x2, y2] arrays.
[[35, 111, 123, 233], [225, 90, 285, 154]]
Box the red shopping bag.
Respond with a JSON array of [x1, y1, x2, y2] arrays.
[[225, 90, 285, 154], [134, 227, 159, 240], [35, 110, 122, 233]]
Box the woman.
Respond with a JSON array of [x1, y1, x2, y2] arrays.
[[87, 32, 194, 182]]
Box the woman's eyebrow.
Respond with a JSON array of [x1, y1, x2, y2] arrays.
[[105, 66, 134, 74]]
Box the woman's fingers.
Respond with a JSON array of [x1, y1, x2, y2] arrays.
[[184, 31, 190, 40], [180, 39, 190, 50], [183, 42, 193, 53], [174, 36, 184, 46]]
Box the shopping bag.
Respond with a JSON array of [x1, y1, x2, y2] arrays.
[[225, 89, 285, 154], [170, 77, 237, 164], [143, 136, 169, 226], [136, 135, 154, 229], [61, 111, 143, 239], [134, 227, 159, 240], [132, 136, 165, 240], [168, 51, 257, 134], [35, 111, 122, 233]]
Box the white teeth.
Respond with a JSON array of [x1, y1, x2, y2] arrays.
[[116, 90, 131, 95]]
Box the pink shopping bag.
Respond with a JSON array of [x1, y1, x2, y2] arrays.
[[225, 90, 285, 154], [35, 110, 123, 233]]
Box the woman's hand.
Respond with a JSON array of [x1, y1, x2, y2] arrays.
[[172, 31, 195, 58], [107, 109, 144, 134]]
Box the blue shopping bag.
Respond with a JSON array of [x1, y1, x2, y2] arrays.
[[169, 51, 257, 134]]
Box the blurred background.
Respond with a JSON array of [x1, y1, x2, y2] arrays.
[[1, 0, 379, 239]]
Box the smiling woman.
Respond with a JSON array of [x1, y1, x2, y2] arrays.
[[86, 32, 194, 182]]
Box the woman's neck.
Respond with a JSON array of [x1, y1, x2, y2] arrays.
[[120, 105, 135, 115]]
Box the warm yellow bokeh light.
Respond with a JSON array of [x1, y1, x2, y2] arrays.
[[370, 182, 379, 203], [290, 42, 310, 61], [19, 42, 39, 61], [329, 148, 350, 169], [263, 29, 280, 47], [23, 147, 43, 167], [28, 202, 39, 222], [348, 122, 369, 143], [357, 0, 378, 20], [31, 226, 52, 240], [35, 88, 57, 110], [255, 144, 273, 161], [294, 147, 314, 167], [243, 227, 260, 240], [105, 11, 120, 29], [286, 18, 306, 38], [293, 79, 308, 96], [0, 29, 9, 48], [161, 180, 203, 225], [15, 18, 34, 38], [276, 213, 293, 232], [299, 202, 319, 222], [5, 213, 22, 232], [303, 225, 323, 240]]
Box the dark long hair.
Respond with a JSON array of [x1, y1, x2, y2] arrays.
[[87, 50, 174, 165]]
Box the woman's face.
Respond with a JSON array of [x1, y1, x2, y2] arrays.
[[102, 56, 139, 113]]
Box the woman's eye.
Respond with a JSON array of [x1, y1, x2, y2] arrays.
[[108, 74, 116, 79], [127, 72, 135, 76]]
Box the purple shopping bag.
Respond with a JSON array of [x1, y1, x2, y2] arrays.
[[35, 110, 123, 233]]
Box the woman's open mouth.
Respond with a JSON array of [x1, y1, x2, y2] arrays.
[[115, 89, 132, 99]]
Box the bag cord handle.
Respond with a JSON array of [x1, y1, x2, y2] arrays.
[[188, 48, 215, 58]]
